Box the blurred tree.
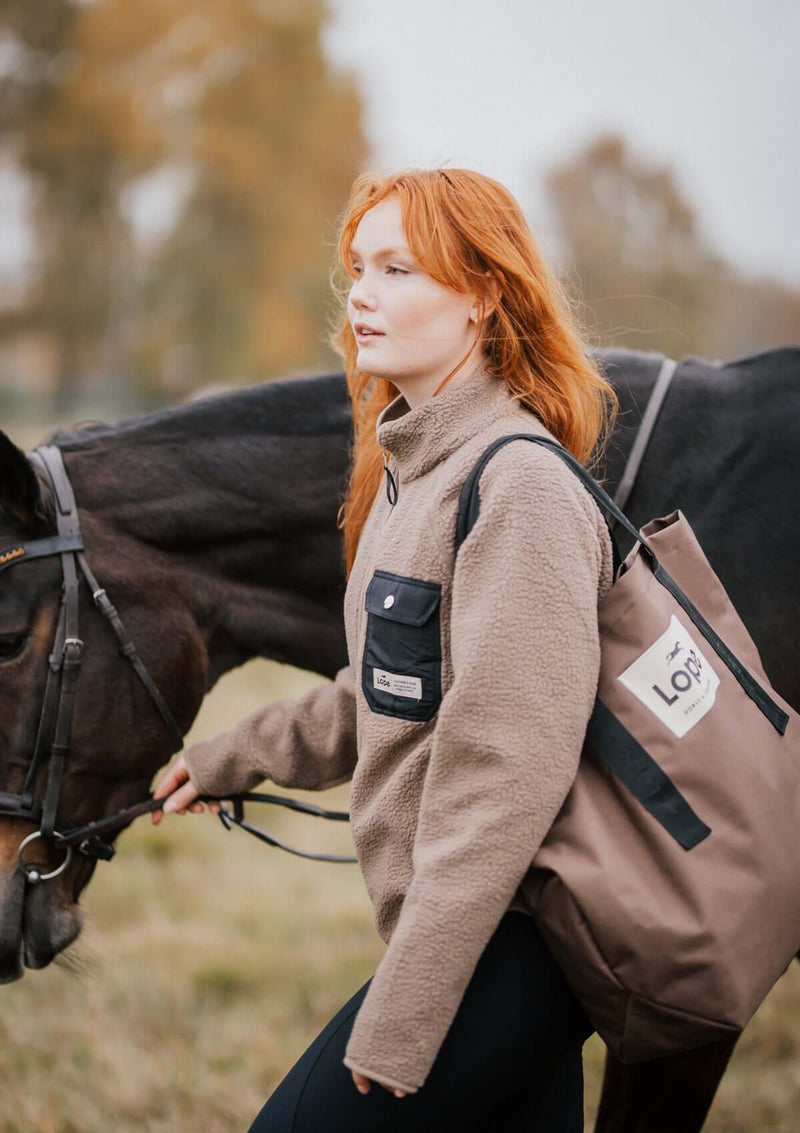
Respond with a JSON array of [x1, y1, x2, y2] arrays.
[[3, 0, 166, 408], [136, 0, 366, 395], [0, 0, 74, 136], [545, 133, 724, 357], [544, 132, 799, 361], [2, 0, 366, 408], [702, 270, 800, 361], [0, 0, 76, 350]]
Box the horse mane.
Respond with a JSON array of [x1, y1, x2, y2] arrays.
[[46, 421, 110, 446], [47, 372, 353, 453]]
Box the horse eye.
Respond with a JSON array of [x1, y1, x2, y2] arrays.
[[0, 633, 28, 661]]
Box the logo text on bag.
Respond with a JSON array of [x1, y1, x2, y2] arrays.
[[373, 668, 422, 700], [617, 614, 720, 738]]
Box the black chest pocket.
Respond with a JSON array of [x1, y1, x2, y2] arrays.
[[362, 570, 442, 721]]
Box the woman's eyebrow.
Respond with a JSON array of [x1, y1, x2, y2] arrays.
[[350, 245, 411, 259]]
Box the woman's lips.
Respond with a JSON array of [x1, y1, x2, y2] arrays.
[[356, 331, 384, 342]]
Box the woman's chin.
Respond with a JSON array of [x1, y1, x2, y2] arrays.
[[356, 352, 393, 379]]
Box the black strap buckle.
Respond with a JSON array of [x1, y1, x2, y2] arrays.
[[78, 835, 116, 861]]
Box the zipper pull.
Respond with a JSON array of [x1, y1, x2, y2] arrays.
[[382, 448, 398, 506]]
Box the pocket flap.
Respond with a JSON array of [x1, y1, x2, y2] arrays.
[[365, 570, 441, 626]]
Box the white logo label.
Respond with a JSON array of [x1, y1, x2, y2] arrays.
[[373, 667, 422, 700], [617, 614, 720, 738]]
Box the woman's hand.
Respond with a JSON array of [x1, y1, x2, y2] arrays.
[[351, 1070, 408, 1098], [151, 752, 221, 824]]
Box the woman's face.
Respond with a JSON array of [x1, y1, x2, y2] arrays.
[[347, 194, 483, 404]]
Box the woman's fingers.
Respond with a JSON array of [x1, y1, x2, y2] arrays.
[[161, 778, 200, 814], [351, 1070, 406, 1098], [151, 754, 223, 825], [152, 755, 199, 822], [152, 795, 220, 825], [153, 755, 188, 799], [151, 759, 183, 824]]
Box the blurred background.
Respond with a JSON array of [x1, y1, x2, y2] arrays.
[[1, 0, 798, 422], [1, 1, 798, 1130]]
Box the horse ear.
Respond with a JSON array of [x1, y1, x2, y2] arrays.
[[0, 431, 42, 528]]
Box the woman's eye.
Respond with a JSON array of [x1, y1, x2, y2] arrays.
[[350, 264, 407, 276], [0, 633, 28, 661]]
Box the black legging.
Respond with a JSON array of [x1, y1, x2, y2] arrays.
[[248, 910, 593, 1132]]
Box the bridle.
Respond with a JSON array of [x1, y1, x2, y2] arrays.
[[0, 445, 355, 885]]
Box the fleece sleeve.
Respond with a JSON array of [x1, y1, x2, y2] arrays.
[[342, 443, 610, 1093], [183, 662, 358, 795]]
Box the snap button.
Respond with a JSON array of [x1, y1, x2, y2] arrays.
[[383, 594, 395, 609]]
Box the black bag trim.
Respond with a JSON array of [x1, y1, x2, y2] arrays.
[[585, 700, 711, 850]]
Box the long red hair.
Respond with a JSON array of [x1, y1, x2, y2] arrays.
[[328, 167, 618, 577]]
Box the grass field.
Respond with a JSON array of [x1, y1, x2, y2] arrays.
[[1, 657, 799, 1132]]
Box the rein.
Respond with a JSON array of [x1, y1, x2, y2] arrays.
[[0, 445, 356, 884]]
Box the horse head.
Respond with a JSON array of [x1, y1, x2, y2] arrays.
[[0, 429, 207, 981]]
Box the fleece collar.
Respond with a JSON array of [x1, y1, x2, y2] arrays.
[[375, 362, 517, 484]]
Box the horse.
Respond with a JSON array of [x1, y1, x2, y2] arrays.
[[0, 375, 352, 978], [0, 344, 797, 1131]]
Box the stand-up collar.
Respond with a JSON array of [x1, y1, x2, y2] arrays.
[[376, 363, 517, 484]]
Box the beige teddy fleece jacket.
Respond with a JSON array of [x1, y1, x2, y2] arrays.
[[184, 362, 614, 1094]]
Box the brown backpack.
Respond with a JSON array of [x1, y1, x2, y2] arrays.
[[456, 434, 800, 1062]]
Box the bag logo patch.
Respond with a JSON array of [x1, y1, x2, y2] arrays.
[[373, 668, 422, 700], [617, 614, 720, 738]]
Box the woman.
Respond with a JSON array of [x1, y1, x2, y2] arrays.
[[153, 167, 618, 1131]]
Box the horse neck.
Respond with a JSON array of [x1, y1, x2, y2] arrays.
[[57, 374, 353, 688]]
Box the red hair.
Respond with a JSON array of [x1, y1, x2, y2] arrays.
[[328, 167, 618, 577]]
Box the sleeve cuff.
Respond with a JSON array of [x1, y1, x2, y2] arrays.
[[182, 733, 264, 797]]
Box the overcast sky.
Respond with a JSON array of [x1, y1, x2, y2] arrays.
[[1, 1, 796, 297], [323, 0, 800, 288]]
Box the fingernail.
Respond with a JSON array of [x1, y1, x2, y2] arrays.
[[394, 1090, 403, 1098]]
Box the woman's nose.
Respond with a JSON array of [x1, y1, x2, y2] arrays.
[[350, 276, 376, 310]]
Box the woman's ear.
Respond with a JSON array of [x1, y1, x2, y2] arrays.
[[471, 272, 502, 322]]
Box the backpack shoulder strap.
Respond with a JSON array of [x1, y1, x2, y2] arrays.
[[456, 432, 636, 572], [454, 432, 788, 736]]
